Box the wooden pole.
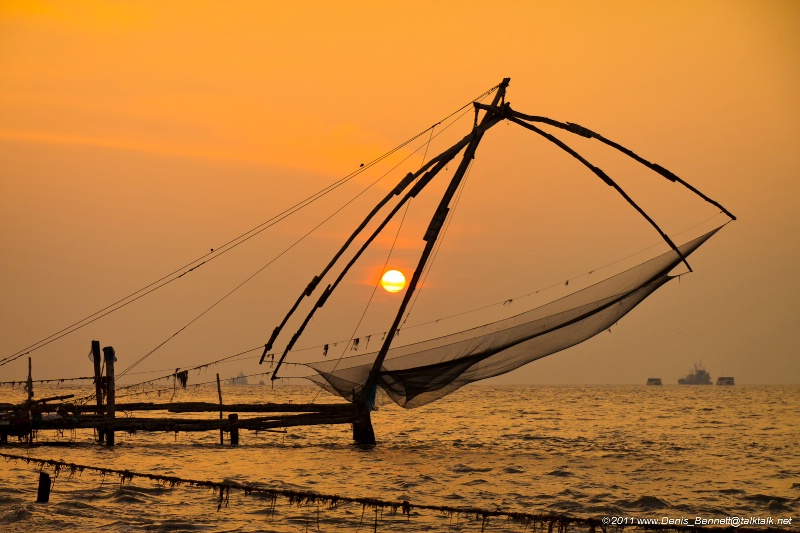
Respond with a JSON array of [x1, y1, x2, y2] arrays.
[[216, 373, 224, 445], [103, 346, 116, 447], [91, 340, 105, 443], [35, 472, 51, 503], [25, 357, 33, 443], [26, 357, 34, 403], [228, 413, 239, 446]]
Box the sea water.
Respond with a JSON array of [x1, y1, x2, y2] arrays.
[[0, 384, 798, 531]]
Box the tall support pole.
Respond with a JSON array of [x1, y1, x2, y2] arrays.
[[263, 81, 508, 372], [26, 357, 33, 404], [25, 357, 33, 443], [216, 373, 224, 445], [103, 346, 116, 447], [91, 340, 105, 443], [352, 78, 511, 445]]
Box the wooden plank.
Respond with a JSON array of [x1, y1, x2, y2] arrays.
[[69, 401, 352, 414]]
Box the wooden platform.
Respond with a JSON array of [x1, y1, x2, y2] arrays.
[[1, 343, 357, 446]]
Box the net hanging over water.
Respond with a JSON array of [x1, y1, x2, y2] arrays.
[[305, 227, 721, 408]]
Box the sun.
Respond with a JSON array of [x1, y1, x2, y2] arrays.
[[380, 270, 406, 293]]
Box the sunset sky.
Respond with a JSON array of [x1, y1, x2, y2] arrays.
[[1, 1, 798, 386]]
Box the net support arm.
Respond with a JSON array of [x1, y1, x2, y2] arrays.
[[507, 114, 693, 273], [499, 108, 736, 221], [259, 107, 510, 366], [259, 171, 419, 364], [269, 146, 463, 379], [267, 100, 508, 378], [362, 78, 511, 397]]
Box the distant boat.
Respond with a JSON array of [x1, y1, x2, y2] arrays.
[[678, 364, 712, 385], [716, 376, 735, 385], [228, 372, 248, 386], [646, 378, 662, 386]]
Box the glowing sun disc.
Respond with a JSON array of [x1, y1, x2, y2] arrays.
[[381, 270, 406, 293]]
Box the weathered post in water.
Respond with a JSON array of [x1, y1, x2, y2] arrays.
[[103, 346, 116, 446], [91, 341, 105, 443], [36, 472, 51, 503], [228, 413, 239, 446]]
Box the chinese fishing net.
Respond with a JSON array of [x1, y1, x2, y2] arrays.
[[305, 226, 721, 408]]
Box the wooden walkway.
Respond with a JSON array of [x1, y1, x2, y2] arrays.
[[1, 342, 355, 446]]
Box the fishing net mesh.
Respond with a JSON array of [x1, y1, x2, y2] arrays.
[[306, 227, 720, 408]]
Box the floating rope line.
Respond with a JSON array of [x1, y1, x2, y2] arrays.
[[0, 376, 94, 387], [0, 453, 778, 533]]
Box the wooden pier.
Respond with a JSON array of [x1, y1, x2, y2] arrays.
[[0, 341, 355, 446]]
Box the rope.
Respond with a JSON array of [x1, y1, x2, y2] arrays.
[[61, 211, 728, 404], [116, 86, 502, 378], [304, 112, 449, 403], [291, 216, 728, 370], [400, 158, 474, 330], [0, 83, 503, 370], [120, 141, 425, 378], [508, 116, 693, 273], [308, 197, 412, 405], [74, 345, 264, 403], [267, 98, 496, 378], [507, 111, 736, 221]]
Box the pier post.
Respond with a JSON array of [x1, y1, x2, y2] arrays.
[[352, 394, 375, 446], [24, 357, 34, 443], [36, 472, 51, 503], [103, 346, 116, 447], [91, 341, 105, 443], [26, 357, 34, 404], [228, 413, 239, 446], [216, 374, 224, 445]]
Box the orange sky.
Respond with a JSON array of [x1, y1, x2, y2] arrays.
[[1, 1, 798, 385]]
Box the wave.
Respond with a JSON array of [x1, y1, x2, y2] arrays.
[[0, 505, 33, 525], [619, 495, 671, 511]]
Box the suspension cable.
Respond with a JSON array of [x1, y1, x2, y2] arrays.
[[117, 86, 502, 378], [1, 83, 503, 370]]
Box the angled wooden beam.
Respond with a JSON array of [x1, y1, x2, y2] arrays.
[[503, 108, 736, 221]]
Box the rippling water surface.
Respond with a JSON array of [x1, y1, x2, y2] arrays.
[[1, 384, 798, 531]]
